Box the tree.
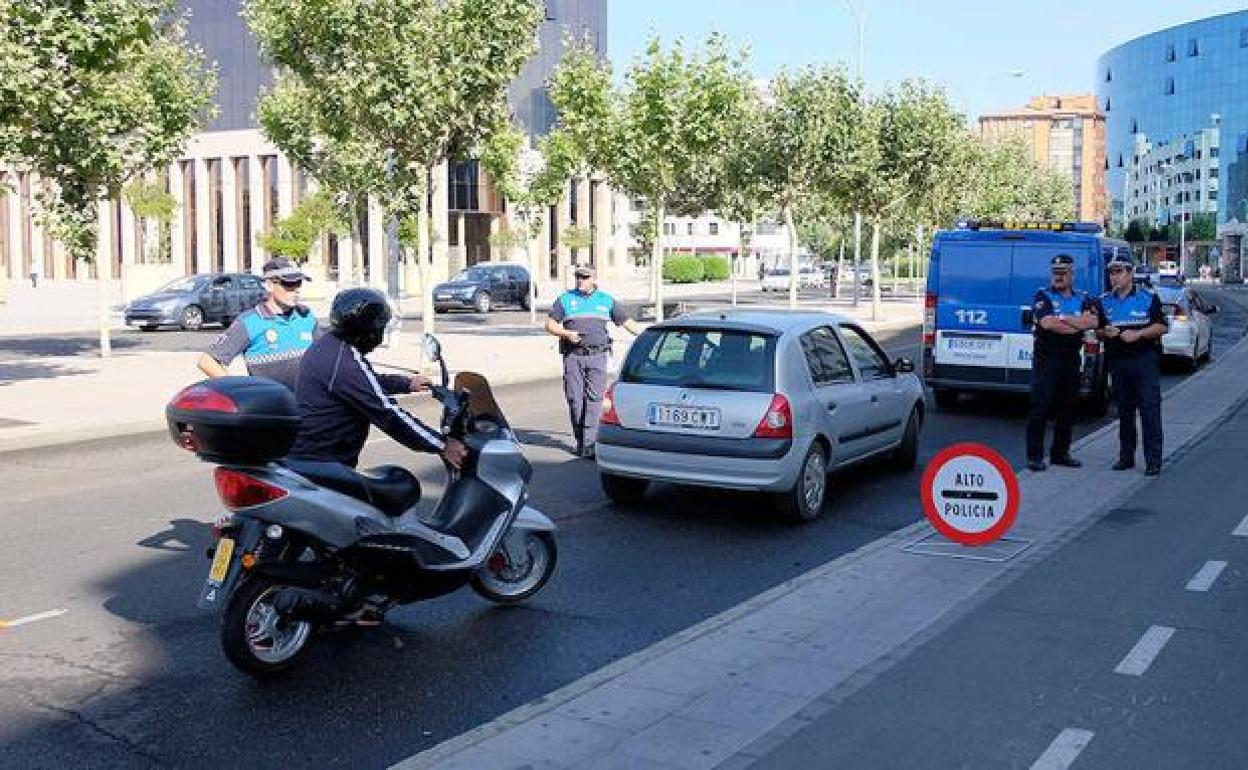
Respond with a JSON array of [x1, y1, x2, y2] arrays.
[[246, 0, 544, 336], [124, 177, 179, 263], [956, 135, 1076, 222], [839, 80, 964, 320], [750, 66, 867, 309], [0, 0, 217, 356], [257, 190, 343, 263], [550, 33, 753, 321]]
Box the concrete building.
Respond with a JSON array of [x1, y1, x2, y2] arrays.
[[978, 94, 1108, 224], [0, 0, 625, 301], [1120, 120, 1220, 228], [627, 198, 801, 280]]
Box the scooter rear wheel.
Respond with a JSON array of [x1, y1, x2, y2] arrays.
[[471, 531, 557, 605], [221, 577, 315, 678]]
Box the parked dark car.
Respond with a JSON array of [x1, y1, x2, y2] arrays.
[[124, 273, 267, 331], [433, 263, 532, 314]]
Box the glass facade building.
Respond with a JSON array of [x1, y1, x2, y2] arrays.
[[1097, 11, 1248, 230]]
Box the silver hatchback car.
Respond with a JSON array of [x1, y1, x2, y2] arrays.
[[596, 310, 926, 521]]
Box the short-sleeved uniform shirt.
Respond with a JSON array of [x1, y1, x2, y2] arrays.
[[1098, 287, 1168, 358], [548, 289, 629, 354], [1032, 287, 1096, 356], [206, 303, 320, 390]]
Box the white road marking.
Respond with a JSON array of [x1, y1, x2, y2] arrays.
[[1114, 625, 1176, 676], [0, 608, 68, 629], [1233, 513, 1248, 537], [1185, 560, 1228, 592], [1030, 728, 1095, 770]]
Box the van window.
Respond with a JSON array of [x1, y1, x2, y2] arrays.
[[936, 242, 1009, 304], [1010, 244, 1088, 304]]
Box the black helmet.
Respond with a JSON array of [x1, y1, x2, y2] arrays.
[[331, 288, 391, 354]]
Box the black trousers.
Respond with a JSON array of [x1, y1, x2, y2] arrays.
[[562, 352, 609, 449], [1027, 351, 1081, 462], [1111, 351, 1163, 467]]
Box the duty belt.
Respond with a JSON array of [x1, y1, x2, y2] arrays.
[[569, 345, 611, 356]]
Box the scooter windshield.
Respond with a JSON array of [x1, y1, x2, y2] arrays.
[[453, 371, 510, 430]]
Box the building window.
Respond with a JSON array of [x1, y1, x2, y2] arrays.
[[708, 221, 719, 236], [1188, 38, 1199, 57], [1165, 44, 1176, 62], [1241, 28, 1248, 48], [1211, 147, 1220, 158], [1104, 97, 1111, 112], [662, 222, 675, 236], [1105, 68, 1112, 82], [1209, 190, 1218, 201], [1196, 149, 1202, 159], [1210, 168, 1219, 179], [1196, 169, 1202, 180], [1131, 119, 1138, 134], [1164, 77, 1175, 96], [686, 222, 694, 236]]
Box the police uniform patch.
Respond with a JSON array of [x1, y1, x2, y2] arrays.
[[300, 331, 313, 341], [265, 328, 279, 346]]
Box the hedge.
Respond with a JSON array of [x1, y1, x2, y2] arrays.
[[700, 254, 730, 280], [664, 254, 706, 283]]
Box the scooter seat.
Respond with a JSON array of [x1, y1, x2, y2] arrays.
[[283, 459, 421, 517]]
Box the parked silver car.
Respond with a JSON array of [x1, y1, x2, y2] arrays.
[[1156, 285, 1216, 368], [596, 310, 925, 521]]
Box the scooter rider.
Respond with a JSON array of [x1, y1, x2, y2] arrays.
[[288, 288, 467, 470]]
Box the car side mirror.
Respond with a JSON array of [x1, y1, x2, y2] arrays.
[[1022, 308, 1035, 329], [894, 358, 915, 375], [422, 333, 443, 362]]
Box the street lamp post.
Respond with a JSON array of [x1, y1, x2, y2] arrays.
[[843, 0, 867, 307]]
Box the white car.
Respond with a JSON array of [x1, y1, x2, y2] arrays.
[[595, 310, 925, 522], [761, 268, 791, 292], [1158, 260, 1180, 279], [799, 265, 826, 288], [1157, 285, 1215, 368]]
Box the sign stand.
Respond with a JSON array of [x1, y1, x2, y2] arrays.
[[905, 442, 1030, 562]]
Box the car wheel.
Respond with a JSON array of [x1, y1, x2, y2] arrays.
[[435, 307, 449, 315], [474, 291, 492, 314], [932, 388, 959, 411], [180, 305, 205, 331], [601, 473, 648, 506], [892, 407, 921, 471], [1202, 336, 1213, 363], [139, 325, 158, 332], [774, 442, 828, 523]]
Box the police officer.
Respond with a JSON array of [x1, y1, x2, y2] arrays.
[[1026, 254, 1099, 472], [545, 266, 643, 458], [197, 257, 320, 392], [1098, 255, 1169, 476]]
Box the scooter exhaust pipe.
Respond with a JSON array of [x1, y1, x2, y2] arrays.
[[271, 587, 348, 623]]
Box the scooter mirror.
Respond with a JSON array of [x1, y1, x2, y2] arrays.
[[422, 333, 443, 362]]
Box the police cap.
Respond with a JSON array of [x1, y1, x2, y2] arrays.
[[1049, 254, 1074, 272], [1106, 253, 1134, 270]]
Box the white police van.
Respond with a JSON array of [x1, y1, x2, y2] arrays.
[[922, 221, 1130, 415]]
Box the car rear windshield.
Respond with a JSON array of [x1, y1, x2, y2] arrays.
[[622, 328, 777, 392]]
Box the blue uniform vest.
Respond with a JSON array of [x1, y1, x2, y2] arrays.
[[1099, 288, 1155, 328]]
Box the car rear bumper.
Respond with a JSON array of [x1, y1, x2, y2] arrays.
[[597, 426, 800, 492], [1162, 328, 1197, 357]]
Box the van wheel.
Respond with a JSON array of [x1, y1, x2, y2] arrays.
[[892, 408, 921, 471], [932, 388, 959, 411], [774, 443, 828, 523], [601, 473, 648, 506]]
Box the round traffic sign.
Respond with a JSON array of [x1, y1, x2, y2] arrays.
[[920, 443, 1020, 546]]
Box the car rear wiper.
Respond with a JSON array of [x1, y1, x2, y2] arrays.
[[676, 378, 743, 391]]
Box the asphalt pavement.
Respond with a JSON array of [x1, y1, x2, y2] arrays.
[[0, 287, 1242, 768]]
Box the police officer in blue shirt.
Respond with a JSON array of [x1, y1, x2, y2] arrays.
[[197, 257, 320, 392], [1097, 255, 1169, 476], [545, 266, 643, 458], [1026, 254, 1100, 472]]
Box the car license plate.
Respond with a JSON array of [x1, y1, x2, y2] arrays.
[[436, 294, 452, 301], [207, 537, 235, 586], [947, 338, 995, 351], [647, 403, 721, 430]]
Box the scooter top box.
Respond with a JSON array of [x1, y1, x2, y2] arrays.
[[167, 377, 301, 464]]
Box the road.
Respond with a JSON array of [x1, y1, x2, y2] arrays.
[[0, 287, 1242, 769]]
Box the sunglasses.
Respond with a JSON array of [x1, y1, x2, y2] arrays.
[[273, 279, 303, 289]]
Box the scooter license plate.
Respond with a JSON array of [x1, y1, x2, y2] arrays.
[[207, 537, 235, 586]]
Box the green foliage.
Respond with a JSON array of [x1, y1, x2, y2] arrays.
[[1124, 218, 1151, 243], [257, 190, 342, 262], [1186, 212, 1217, 241], [953, 135, 1075, 222], [561, 224, 593, 251], [123, 178, 177, 221], [700, 254, 730, 280], [0, 0, 217, 262], [489, 225, 530, 251], [663, 253, 705, 283]]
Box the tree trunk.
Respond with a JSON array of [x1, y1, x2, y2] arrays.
[[836, 235, 845, 300], [97, 271, 112, 358], [784, 204, 798, 310], [350, 204, 365, 286], [870, 218, 882, 321], [652, 202, 665, 322], [852, 212, 862, 307]]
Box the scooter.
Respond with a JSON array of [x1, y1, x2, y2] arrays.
[[168, 334, 557, 678]]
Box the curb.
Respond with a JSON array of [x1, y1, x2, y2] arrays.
[[396, 305, 1248, 770]]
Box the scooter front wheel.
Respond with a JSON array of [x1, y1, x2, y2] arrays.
[[471, 531, 557, 605], [221, 577, 315, 678]]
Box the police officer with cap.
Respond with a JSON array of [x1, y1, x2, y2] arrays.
[[545, 266, 643, 458], [197, 257, 321, 392], [1026, 253, 1099, 472], [1098, 254, 1169, 476]]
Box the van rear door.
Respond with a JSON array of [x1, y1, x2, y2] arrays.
[[932, 240, 1014, 383], [1005, 242, 1094, 381]]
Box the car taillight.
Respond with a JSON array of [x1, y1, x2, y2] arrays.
[[753, 394, 793, 439], [1083, 339, 1101, 355], [171, 385, 238, 413], [601, 384, 620, 426], [213, 468, 288, 509], [923, 293, 937, 347]]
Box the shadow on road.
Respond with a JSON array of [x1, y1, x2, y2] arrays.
[[0, 360, 92, 386]]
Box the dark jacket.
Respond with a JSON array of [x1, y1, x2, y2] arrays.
[[288, 333, 445, 467]]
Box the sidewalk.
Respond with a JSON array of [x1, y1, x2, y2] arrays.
[[0, 297, 920, 454], [394, 310, 1248, 767]]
